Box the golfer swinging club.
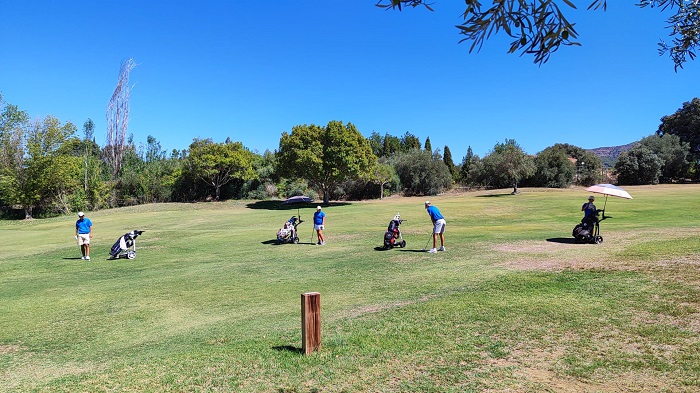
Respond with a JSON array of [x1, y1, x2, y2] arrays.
[[425, 201, 446, 253]]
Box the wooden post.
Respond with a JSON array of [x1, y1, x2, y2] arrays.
[[301, 292, 321, 355]]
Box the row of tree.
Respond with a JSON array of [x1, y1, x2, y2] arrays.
[[1, 95, 698, 219]]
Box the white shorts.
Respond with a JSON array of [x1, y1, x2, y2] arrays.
[[77, 233, 90, 245], [433, 219, 446, 234], [314, 224, 324, 231]]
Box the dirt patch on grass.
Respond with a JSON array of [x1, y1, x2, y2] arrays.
[[0, 344, 22, 354], [492, 228, 700, 277]]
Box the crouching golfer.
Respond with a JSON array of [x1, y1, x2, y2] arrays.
[[425, 201, 446, 253], [75, 211, 93, 260]]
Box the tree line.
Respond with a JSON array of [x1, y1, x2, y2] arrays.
[[1, 94, 698, 219]]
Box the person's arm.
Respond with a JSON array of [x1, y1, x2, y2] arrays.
[[89, 224, 93, 238]]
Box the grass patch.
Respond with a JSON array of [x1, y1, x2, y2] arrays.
[[1, 185, 699, 391]]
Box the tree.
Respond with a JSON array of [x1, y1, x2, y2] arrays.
[[549, 143, 603, 186], [443, 145, 456, 180], [657, 97, 700, 165], [639, 133, 690, 181], [105, 58, 136, 182], [392, 149, 452, 195], [6, 116, 80, 218], [376, 0, 699, 70], [368, 131, 383, 157], [615, 144, 664, 185], [186, 138, 256, 201], [0, 97, 30, 210], [383, 133, 402, 157], [371, 160, 396, 199], [482, 139, 535, 194], [459, 146, 484, 187], [424, 137, 432, 152], [277, 121, 376, 204], [400, 131, 421, 152], [531, 145, 576, 188]]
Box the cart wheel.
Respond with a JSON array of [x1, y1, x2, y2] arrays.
[[400, 240, 406, 248], [594, 236, 603, 244], [127, 250, 136, 259], [293, 237, 299, 244]]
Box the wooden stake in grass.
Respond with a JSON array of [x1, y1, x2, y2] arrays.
[[301, 292, 321, 355]]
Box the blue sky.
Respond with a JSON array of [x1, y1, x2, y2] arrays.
[[1, 1, 698, 160]]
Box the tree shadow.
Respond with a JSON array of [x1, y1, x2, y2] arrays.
[[272, 345, 303, 354], [476, 193, 513, 198], [546, 237, 577, 244], [246, 201, 353, 211]]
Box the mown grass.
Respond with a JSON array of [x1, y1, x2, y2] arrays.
[[0, 185, 699, 392]]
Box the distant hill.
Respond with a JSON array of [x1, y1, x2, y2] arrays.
[[587, 142, 636, 168]]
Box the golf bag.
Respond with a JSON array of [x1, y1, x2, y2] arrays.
[[109, 230, 145, 259], [572, 210, 607, 244], [383, 213, 406, 249], [277, 216, 302, 244]]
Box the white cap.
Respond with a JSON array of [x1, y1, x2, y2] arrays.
[[316, 206, 322, 210], [77, 211, 85, 217], [425, 201, 431, 206]]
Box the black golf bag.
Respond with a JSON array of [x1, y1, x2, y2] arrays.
[[383, 213, 406, 249], [110, 230, 145, 259], [572, 210, 608, 244]]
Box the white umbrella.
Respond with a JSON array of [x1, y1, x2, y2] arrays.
[[585, 183, 632, 212]]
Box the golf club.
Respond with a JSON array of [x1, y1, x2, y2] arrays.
[[421, 234, 432, 251]]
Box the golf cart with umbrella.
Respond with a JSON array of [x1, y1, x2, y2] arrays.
[[276, 195, 313, 244], [572, 184, 632, 244]]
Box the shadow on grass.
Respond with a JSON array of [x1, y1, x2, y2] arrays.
[[373, 246, 427, 253], [62, 257, 84, 260], [272, 345, 303, 354], [476, 193, 514, 198], [246, 201, 352, 211], [546, 237, 577, 244], [261, 239, 318, 246]]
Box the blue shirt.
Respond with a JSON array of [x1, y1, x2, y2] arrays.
[[426, 205, 444, 221], [313, 211, 325, 225], [582, 202, 597, 218], [76, 217, 92, 234]]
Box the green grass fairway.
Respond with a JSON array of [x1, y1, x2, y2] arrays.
[[1, 185, 699, 392]]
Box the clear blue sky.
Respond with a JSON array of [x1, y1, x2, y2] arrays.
[[1, 1, 697, 159]]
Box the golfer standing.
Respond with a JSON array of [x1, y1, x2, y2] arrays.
[[425, 201, 446, 253], [75, 212, 93, 260], [314, 206, 326, 245]]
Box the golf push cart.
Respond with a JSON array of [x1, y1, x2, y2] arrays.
[[383, 213, 407, 249], [109, 230, 145, 259], [572, 209, 610, 244], [277, 215, 303, 244]]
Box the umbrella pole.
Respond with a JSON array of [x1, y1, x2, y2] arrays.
[[602, 195, 608, 213]]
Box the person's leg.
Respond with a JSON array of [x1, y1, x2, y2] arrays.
[[85, 243, 90, 259], [439, 232, 445, 248], [318, 229, 325, 244], [432, 233, 438, 249]]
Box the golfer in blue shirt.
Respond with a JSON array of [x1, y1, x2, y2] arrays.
[[313, 206, 326, 245], [425, 201, 446, 253], [75, 212, 93, 260]]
